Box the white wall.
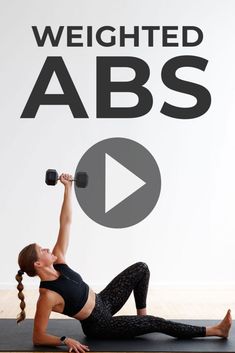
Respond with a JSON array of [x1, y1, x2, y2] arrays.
[[0, 0, 235, 288]]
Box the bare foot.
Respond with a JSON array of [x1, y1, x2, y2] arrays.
[[214, 309, 232, 338]]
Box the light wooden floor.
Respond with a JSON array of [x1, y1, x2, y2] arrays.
[[1, 286, 235, 353]]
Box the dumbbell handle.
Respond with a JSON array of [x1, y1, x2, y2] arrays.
[[57, 176, 76, 182], [59, 175, 87, 183]]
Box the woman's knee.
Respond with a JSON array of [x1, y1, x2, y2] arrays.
[[134, 261, 150, 274]]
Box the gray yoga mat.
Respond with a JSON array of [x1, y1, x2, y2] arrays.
[[0, 319, 234, 352]]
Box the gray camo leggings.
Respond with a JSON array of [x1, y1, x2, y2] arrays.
[[80, 262, 206, 339]]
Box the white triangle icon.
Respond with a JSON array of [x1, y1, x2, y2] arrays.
[[105, 153, 146, 213]]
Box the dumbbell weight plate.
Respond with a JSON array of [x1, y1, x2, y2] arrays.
[[45, 169, 59, 186], [75, 172, 88, 188]]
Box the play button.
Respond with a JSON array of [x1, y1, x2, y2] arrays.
[[74, 138, 161, 228], [105, 153, 146, 213]]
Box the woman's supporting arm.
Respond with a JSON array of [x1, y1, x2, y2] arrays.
[[34, 333, 90, 352], [33, 333, 65, 346], [33, 294, 90, 351]]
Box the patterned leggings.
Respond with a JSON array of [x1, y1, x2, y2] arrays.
[[80, 262, 206, 339]]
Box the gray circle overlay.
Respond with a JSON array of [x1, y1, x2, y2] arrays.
[[74, 138, 161, 228]]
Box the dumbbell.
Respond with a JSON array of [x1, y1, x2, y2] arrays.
[[45, 169, 88, 188]]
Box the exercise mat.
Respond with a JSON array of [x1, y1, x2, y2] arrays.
[[0, 319, 234, 352]]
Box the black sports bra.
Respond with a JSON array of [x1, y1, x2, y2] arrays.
[[39, 263, 89, 317]]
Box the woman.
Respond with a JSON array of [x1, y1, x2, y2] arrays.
[[16, 173, 232, 353]]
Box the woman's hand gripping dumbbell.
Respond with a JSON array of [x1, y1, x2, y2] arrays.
[[45, 169, 88, 188]]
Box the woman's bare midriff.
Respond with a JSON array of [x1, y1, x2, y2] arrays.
[[73, 287, 96, 320], [39, 287, 96, 320]]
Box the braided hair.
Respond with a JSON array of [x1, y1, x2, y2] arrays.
[[16, 243, 38, 324]]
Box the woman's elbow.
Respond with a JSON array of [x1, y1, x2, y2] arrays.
[[32, 333, 43, 346]]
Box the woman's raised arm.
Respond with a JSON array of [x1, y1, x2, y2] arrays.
[[52, 173, 73, 262]]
